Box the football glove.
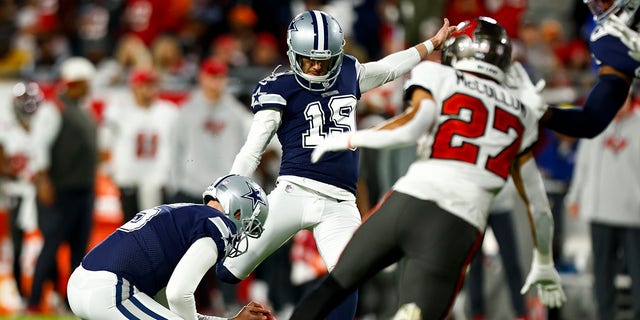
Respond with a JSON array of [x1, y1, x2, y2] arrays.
[[602, 14, 640, 61], [521, 258, 566, 308], [505, 61, 548, 120], [392, 303, 422, 320], [311, 132, 352, 163]]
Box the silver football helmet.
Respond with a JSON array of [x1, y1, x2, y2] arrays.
[[203, 174, 269, 258], [442, 17, 512, 83], [585, 0, 640, 25], [287, 10, 345, 91], [12, 82, 43, 122]]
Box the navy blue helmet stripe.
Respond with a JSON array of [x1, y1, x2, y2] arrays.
[[320, 12, 328, 50], [214, 174, 237, 187], [310, 10, 319, 51]]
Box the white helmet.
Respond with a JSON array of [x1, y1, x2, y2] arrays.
[[287, 10, 345, 91], [203, 174, 269, 257], [60, 57, 96, 82], [585, 0, 640, 25]]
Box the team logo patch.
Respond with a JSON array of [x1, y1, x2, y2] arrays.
[[285, 184, 294, 193]]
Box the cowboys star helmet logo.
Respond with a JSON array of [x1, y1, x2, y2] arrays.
[[242, 182, 267, 210]]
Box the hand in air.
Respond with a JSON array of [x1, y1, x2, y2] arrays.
[[505, 61, 548, 120], [602, 14, 640, 61], [311, 132, 351, 163], [430, 18, 457, 50], [521, 263, 567, 308], [230, 301, 275, 320]]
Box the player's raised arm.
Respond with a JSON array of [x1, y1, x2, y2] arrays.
[[357, 18, 455, 93], [539, 0, 638, 137], [311, 87, 437, 163]]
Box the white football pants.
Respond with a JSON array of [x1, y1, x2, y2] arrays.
[[67, 265, 181, 320], [222, 180, 361, 279]]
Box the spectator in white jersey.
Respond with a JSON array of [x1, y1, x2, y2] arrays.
[[66, 174, 274, 320], [100, 68, 179, 223], [565, 94, 640, 320], [0, 82, 46, 300], [291, 17, 566, 320], [170, 58, 254, 313], [216, 10, 454, 320], [172, 58, 252, 204]]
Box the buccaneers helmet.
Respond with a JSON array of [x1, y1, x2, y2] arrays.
[[442, 17, 512, 83]]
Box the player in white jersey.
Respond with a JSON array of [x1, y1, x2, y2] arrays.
[[0, 82, 48, 299], [172, 58, 253, 203], [100, 68, 179, 222], [217, 10, 454, 319], [290, 17, 566, 320], [67, 174, 272, 320]]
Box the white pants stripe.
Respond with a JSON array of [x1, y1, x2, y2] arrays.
[[67, 265, 182, 320]]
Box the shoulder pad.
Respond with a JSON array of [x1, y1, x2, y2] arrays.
[[258, 70, 293, 86]]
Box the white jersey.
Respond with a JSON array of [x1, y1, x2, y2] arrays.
[[172, 91, 253, 197], [0, 121, 37, 232], [393, 62, 539, 231], [566, 109, 640, 227], [101, 95, 179, 191], [0, 103, 57, 232], [0, 120, 38, 186]]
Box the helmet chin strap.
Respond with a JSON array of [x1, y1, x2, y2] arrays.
[[293, 73, 335, 91]]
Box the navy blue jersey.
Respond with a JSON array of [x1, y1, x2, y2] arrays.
[[251, 55, 362, 195], [590, 24, 640, 77], [82, 203, 237, 296]]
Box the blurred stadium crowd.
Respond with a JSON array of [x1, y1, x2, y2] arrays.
[[0, 0, 635, 319]]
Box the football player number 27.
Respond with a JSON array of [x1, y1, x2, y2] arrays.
[[431, 93, 523, 179], [303, 95, 357, 147]]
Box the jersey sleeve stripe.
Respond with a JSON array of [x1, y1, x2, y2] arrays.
[[253, 93, 287, 107]]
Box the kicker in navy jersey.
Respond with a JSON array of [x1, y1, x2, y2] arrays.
[[220, 9, 455, 320]]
